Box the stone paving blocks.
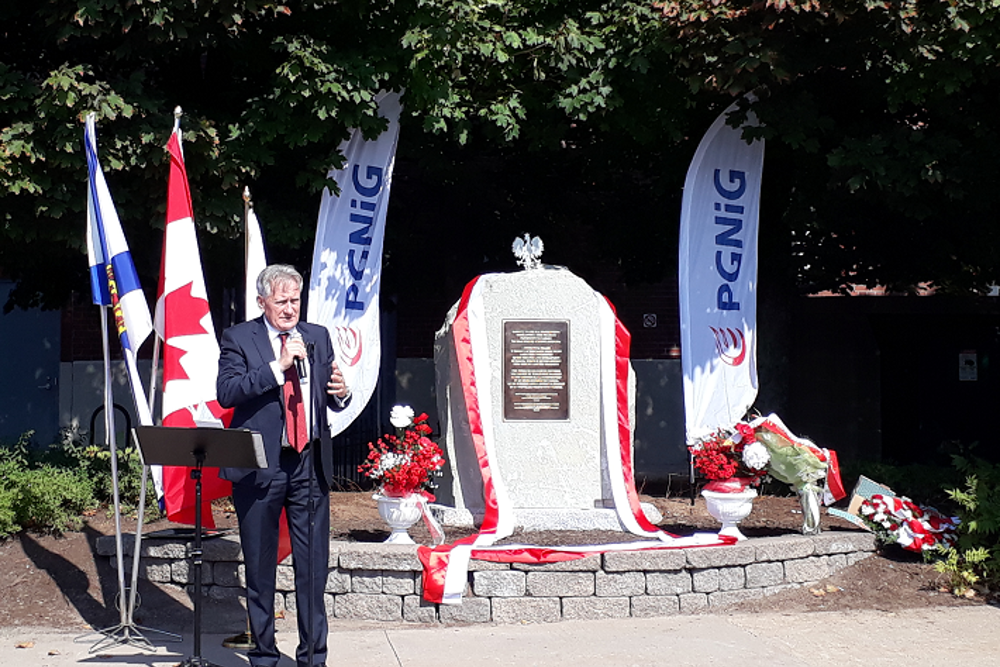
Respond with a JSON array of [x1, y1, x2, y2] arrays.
[[691, 568, 720, 593], [334, 593, 403, 621], [678, 592, 709, 614], [631, 594, 680, 617], [752, 535, 816, 562], [274, 564, 294, 591], [595, 570, 645, 597], [745, 561, 784, 588], [512, 555, 601, 572], [718, 565, 747, 591], [685, 544, 756, 569], [491, 597, 561, 624], [646, 570, 692, 595], [402, 595, 438, 623], [439, 597, 492, 624], [121, 529, 876, 625], [562, 596, 630, 620], [709, 587, 764, 607], [351, 569, 382, 594], [526, 572, 595, 597], [171, 560, 213, 585], [473, 570, 526, 597], [382, 570, 416, 595], [603, 549, 686, 572], [325, 568, 351, 594], [338, 543, 421, 571], [784, 555, 831, 583]]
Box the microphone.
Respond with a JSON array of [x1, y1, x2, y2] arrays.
[[289, 331, 308, 379]]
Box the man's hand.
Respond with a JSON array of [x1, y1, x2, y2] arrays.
[[278, 336, 307, 372], [327, 361, 349, 398]]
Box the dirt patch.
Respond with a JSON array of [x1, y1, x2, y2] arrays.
[[0, 492, 984, 629]]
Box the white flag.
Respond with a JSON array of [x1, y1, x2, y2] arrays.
[[308, 91, 401, 436], [244, 188, 267, 320], [678, 100, 765, 443]]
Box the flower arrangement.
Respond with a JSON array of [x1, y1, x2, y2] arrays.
[[859, 493, 959, 552], [691, 414, 847, 535], [689, 423, 770, 491], [358, 405, 445, 499], [690, 415, 844, 497]]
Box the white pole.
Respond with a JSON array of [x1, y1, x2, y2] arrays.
[[100, 307, 128, 629]]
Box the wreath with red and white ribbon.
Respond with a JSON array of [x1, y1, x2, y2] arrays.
[[859, 494, 960, 552]]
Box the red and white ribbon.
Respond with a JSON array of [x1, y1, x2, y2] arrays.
[[748, 413, 846, 503], [860, 494, 959, 552], [418, 275, 733, 605]]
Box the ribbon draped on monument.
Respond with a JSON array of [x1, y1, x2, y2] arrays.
[[679, 100, 765, 443], [418, 275, 732, 606], [308, 91, 401, 436]]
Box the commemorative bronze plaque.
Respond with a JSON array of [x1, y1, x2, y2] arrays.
[[503, 320, 569, 420]]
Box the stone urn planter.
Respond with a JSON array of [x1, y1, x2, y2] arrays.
[[701, 487, 757, 541], [375, 494, 422, 544]]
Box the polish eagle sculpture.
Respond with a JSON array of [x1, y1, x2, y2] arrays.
[[512, 233, 544, 270]]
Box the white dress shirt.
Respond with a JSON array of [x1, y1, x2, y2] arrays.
[[263, 320, 312, 447]]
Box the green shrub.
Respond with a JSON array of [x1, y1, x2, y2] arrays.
[[61, 436, 159, 516], [0, 428, 160, 537], [9, 465, 95, 533], [0, 463, 21, 537], [934, 452, 1000, 596]]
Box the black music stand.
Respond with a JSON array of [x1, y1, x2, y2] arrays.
[[134, 426, 266, 667]]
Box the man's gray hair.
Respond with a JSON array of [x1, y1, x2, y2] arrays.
[[257, 264, 303, 298]]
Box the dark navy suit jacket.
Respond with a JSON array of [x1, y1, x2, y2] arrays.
[[216, 317, 347, 487]]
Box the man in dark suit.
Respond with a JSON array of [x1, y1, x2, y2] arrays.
[[217, 264, 349, 667]]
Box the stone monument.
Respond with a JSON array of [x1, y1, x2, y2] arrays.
[[432, 235, 660, 532]]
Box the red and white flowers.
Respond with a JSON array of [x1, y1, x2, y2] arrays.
[[688, 423, 769, 490], [859, 494, 959, 552], [358, 406, 445, 499]]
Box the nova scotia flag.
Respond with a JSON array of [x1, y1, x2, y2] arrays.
[[85, 113, 153, 423]]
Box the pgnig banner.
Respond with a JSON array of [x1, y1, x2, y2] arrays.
[[308, 91, 401, 436], [679, 100, 765, 443]]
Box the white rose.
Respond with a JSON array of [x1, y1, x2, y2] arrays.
[[741, 441, 770, 470], [389, 405, 415, 429]]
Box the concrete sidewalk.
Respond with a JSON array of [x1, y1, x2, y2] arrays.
[[2, 605, 998, 667]]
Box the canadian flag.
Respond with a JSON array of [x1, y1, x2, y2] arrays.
[[154, 123, 233, 527]]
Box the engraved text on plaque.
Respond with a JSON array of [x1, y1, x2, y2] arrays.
[[503, 320, 569, 420]]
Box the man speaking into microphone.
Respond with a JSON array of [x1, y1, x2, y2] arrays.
[[217, 264, 350, 667]]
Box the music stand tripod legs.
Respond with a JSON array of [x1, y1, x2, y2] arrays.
[[178, 456, 219, 667]]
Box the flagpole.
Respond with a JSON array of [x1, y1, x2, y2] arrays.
[[102, 309, 128, 631], [79, 306, 160, 652], [243, 187, 251, 322], [81, 111, 176, 651], [173, 106, 183, 156], [243, 186, 250, 257]]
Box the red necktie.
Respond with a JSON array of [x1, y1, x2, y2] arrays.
[[280, 333, 308, 452]]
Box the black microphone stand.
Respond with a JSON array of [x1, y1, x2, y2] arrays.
[[306, 341, 318, 667], [180, 451, 223, 667]]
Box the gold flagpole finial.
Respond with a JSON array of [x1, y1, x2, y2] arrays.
[[243, 186, 251, 204]]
